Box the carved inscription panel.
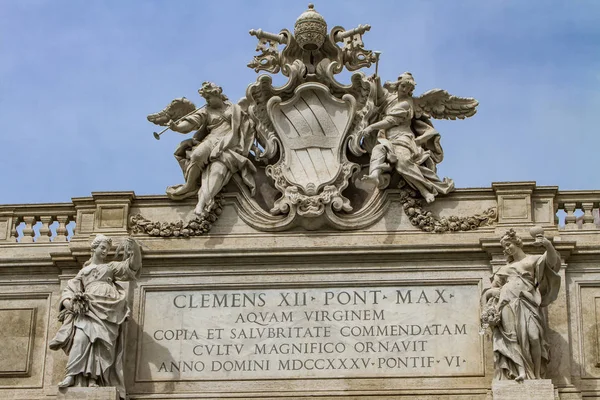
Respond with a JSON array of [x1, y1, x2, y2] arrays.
[[136, 284, 483, 381]]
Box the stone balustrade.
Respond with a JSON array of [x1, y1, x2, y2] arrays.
[[0, 184, 598, 400], [555, 190, 600, 230], [0, 186, 598, 245], [0, 203, 76, 243]]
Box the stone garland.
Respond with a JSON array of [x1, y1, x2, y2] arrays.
[[129, 195, 224, 237], [399, 188, 497, 233], [129, 189, 496, 236], [479, 298, 501, 335]]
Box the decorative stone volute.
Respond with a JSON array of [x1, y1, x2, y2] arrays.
[[294, 4, 327, 51]]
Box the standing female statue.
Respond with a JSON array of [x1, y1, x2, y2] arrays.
[[49, 235, 142, 397], [148, 82, 257, 216], [481, 228, 561, 381]]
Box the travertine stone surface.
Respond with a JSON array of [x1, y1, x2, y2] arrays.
[[0, 5, 599, 400], [493, 182, 536, 226], [0, 183, 598, 399], [492, 379, 557, 400], [92, 192, 135, 236], [57, 387, 119, 400], [0, 308, 36, 375], [0, 291, 51, 390], [138, 284, 482, 381]]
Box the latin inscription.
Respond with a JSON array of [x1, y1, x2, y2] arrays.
[[137, 285, 482, 380]]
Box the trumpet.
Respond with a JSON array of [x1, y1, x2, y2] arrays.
[[374, 51, 382, 77], [153, 105, 205, 140]]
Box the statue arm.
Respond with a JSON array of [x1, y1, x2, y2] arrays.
[[60, 272, 83, 310], [491, 273, 505, 288], [370, 75, 386, 105], [535, 235, 562, 307], [126, 238, 142, 272], [365, 117, 396, 133], [362, 103, 408, 136], [481, 287, 500, 306], [540, 237, 560, 272], [169, 120, 196, 133], [170, 109, 207, 135], [110, 239, 142, 281]]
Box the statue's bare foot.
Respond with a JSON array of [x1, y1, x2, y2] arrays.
[[423, 193, 435, 204], [89, 378, 99, 387], [168, 185, 189, 196], [194, 206, 207, 217], [360, 173, 380, 187], [58, 375, 75, 388], [515, 374, 526, 382]]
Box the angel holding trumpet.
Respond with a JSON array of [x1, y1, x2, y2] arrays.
[[360, 72, 478, 203], [147, 82, 257, 216]]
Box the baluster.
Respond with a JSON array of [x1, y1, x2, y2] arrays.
[[581, 202, 596, 230], [37, 216, 52, 242], [20, 216, 37, 243], [70, 215, 77, 238], [54, 215, 69, 242], [563, 202, 578, 230], [9, 216, 21, 242]]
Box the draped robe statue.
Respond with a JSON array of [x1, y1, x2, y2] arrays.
[[481, 228, 561, 381], [49, 235, 142, 398], [148, 82, 256, 216]]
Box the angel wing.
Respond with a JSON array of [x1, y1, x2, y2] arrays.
[[413, 89, 478, 120], [147, 97, 197, 126]]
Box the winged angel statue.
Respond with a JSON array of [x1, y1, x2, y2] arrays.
[[147, 82, 256, 216], [360, 72, 478, 203], [139, 4, 485, 233]]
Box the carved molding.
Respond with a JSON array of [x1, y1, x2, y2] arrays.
[[129, 196, 224, 237], [399, 187, 498, 233]]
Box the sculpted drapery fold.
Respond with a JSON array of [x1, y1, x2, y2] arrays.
[[482, 228, 561, 381], [149, 82, 256, 216], [49, 236, 142, 398], [359, 73, 476, 203], [141, 4, 482, 233]]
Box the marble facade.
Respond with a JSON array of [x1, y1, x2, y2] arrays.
[[0, 184, 598, 399], [1, 5, 599, 400]]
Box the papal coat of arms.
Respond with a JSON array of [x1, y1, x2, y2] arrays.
[[139, 4, 493, 234]]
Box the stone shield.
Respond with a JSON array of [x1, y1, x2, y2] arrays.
[[267, 82, 356, 194]]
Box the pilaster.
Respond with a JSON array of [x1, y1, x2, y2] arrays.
[[492, 181, 537, 227]]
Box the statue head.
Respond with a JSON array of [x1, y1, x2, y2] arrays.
[[91, 234, 112, 250], [397, 72, 416, 96], [500, 229, 524, 262], [198, 82, 228, 107], [89, 234, 112, 264], [384, 72, 416, 96]]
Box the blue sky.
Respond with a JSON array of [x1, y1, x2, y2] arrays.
[[1, 1, 599, 204]]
